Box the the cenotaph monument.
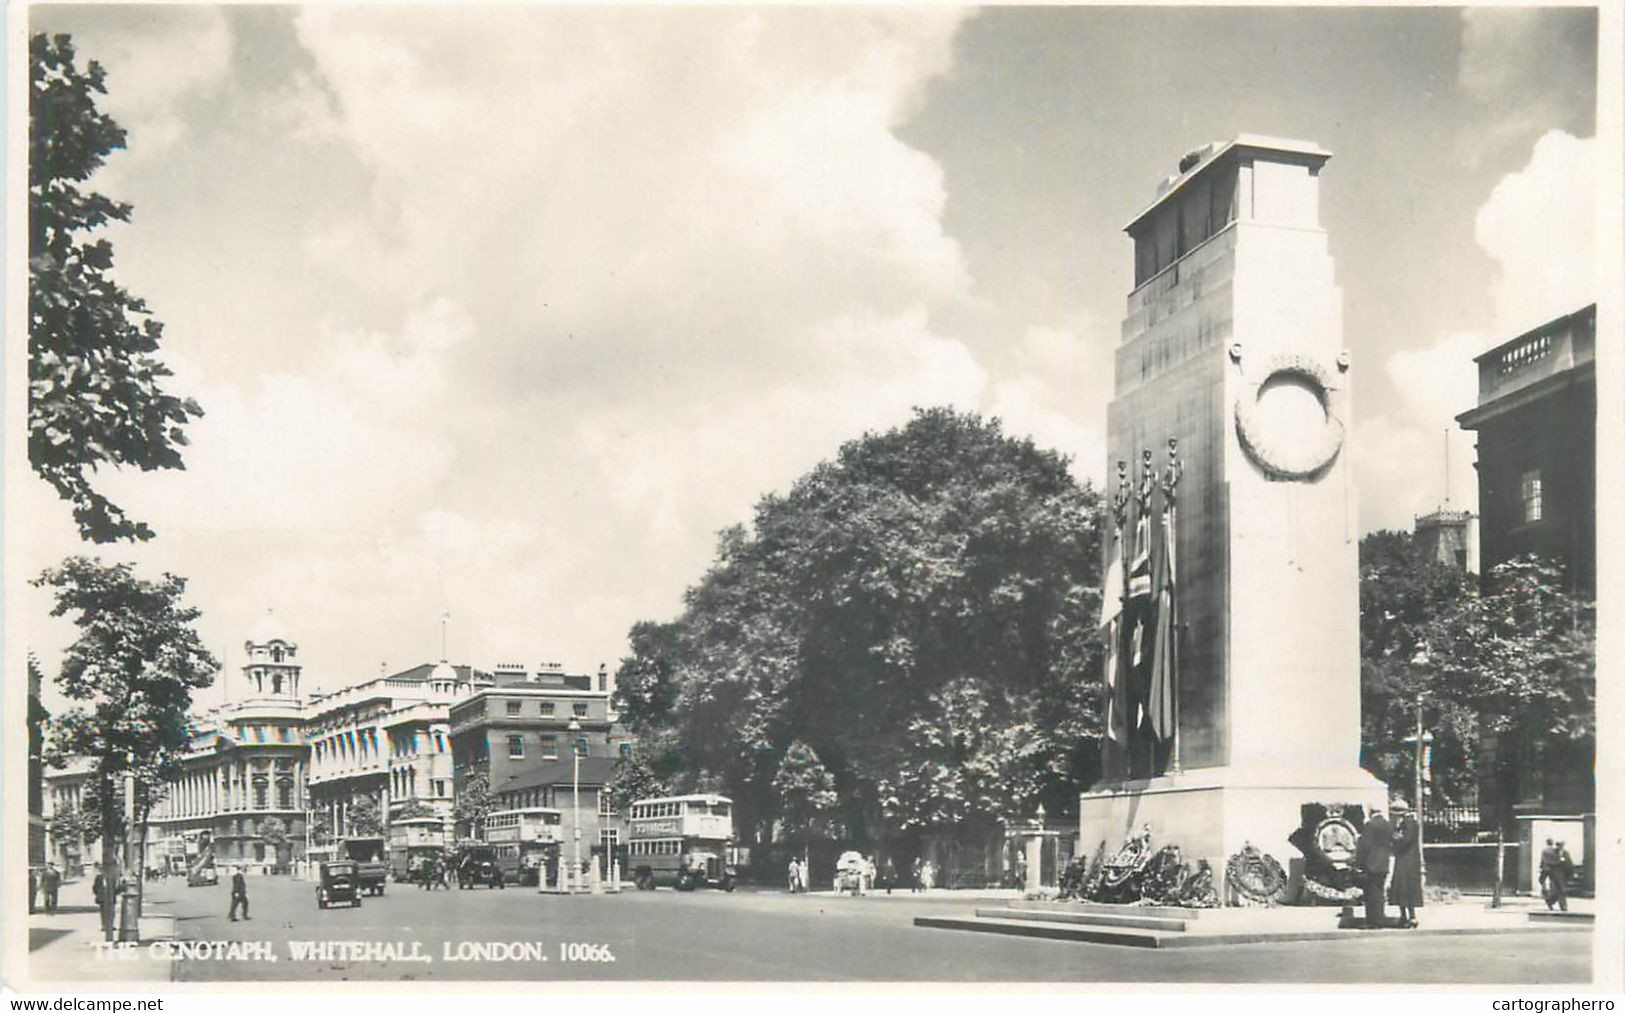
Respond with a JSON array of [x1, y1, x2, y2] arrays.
[[1080, 135, 1388, 896]]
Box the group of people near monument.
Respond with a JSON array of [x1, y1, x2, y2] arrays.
[[783, 853, 937, 894], [1352, 797, 1424, 929]]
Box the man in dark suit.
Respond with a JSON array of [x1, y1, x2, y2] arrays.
[[1354, 808, 1394, 928], [228, 866, 250, 921]]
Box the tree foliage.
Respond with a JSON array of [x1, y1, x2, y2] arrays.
[[29, 33, 203, 543], [772, 740, 839, 848], [453, 773, 495, 838], [1357, 538, 1594, 825], [1357, 530, 1476, 802], [606, 748, 669, 816], [395, 798, 437, 820], [346, 794, 384, 837], [35, 557, 217, 852], [619, 408, 1104, 842]]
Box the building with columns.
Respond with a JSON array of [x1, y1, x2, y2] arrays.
[[305, 660, 489, 840], [146, 615, 311, 874]]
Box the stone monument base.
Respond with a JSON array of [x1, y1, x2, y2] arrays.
[[1078, 763, 1388, 902]]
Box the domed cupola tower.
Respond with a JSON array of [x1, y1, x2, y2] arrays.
[[244, 609, 301, 698]]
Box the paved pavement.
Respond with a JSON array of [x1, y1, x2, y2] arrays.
[[23, 874, 1594, 985]]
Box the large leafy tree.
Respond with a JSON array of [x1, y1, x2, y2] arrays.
[[772, 740, 839, 862], [35, 557, 217, 934], [1357, 530, 1476, 804], [624, 407, 1104, 844], [29, 33, 202, 543], [1422, 556, 1594, 833]]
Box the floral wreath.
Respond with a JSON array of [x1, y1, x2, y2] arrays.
[[1233, 352, 1345, 479], [1225, 842, 1289, 907]]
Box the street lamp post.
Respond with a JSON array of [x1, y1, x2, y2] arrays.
[[568, 718, 581, 894]]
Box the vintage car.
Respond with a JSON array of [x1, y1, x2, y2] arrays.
[[456, 846, 505, 889], [187, 863, 219, 888], [316, 860, 363, 909]]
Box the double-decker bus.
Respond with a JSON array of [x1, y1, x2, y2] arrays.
[[627, 794, 737, 891], [388, 817, 448, 882], [484, 808, 562, 886]]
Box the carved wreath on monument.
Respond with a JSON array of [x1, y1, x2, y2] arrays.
[[1232, 348, 1347, 480]]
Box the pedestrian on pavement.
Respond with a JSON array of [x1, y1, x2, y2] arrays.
[[787, 856, 800, 893], [228, 866, 251, 921], [863, 855, 877, 895], [29, 867, 39, 914], [911, 856, 923, 893], [1354, 806, 1394, 929], [91, 870, 105, 911], [42, 863, 61, 913], [1387, 798, 1423, 927], [1548, 842, 1574, 912], [1538, 839, 1559, 909], [883, 857, 896, 895]]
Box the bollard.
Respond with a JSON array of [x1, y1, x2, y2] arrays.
[[590, 862, 602, 895], [117, 878, 140, 943]]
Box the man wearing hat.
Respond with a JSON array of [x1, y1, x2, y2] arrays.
[[1354, 805, 1394, 928], [1388, 797, 1423, 927]]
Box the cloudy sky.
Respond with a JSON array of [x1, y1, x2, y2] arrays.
[[19, 4, 1598, 701]]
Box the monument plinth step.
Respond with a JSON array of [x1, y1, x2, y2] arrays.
[[916, 904, 1593, 949], [1003, 899, 1203, 920], [976, 906, 1191, 932]]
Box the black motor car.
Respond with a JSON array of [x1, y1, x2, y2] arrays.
[[317, 860, 363, 909], [456, 847, 505, 889]]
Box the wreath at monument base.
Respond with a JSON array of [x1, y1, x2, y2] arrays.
[[1299, 876, 1363, 904], [1068, 828, 1220, 908], [1225, 843, 1290, 907], [1288, 803, 1370, 906], [1172, 859, 1220, 909]]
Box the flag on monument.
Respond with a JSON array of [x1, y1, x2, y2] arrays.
[[1100, 530, 1127, 744], [1123, 506, 1154, 725], [1148, 507, 1177, 742]]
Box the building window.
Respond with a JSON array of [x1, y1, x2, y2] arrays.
[[600, 828, 619, 852], [539, 736, 558, 760], [435, 780, 446, 798], [506, 701, 522, 716], [253, 780, 268, 809], [618, 742, 634, 761], [1521, 469, 1543, 523], [572, 703, 589, 718], [599, 792, 616, 818], [539, 702, 555, 716], [575, 738, 588, 757], [507, 735, 524, 758]]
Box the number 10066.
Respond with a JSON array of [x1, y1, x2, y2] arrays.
[[560, 942, 616, 962]]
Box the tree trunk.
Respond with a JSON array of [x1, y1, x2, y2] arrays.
[[99, 770, 116, 941]]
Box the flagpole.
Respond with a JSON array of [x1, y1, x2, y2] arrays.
[[1108, 460, 1131, 780], [1161, 438, 1184, 776]]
